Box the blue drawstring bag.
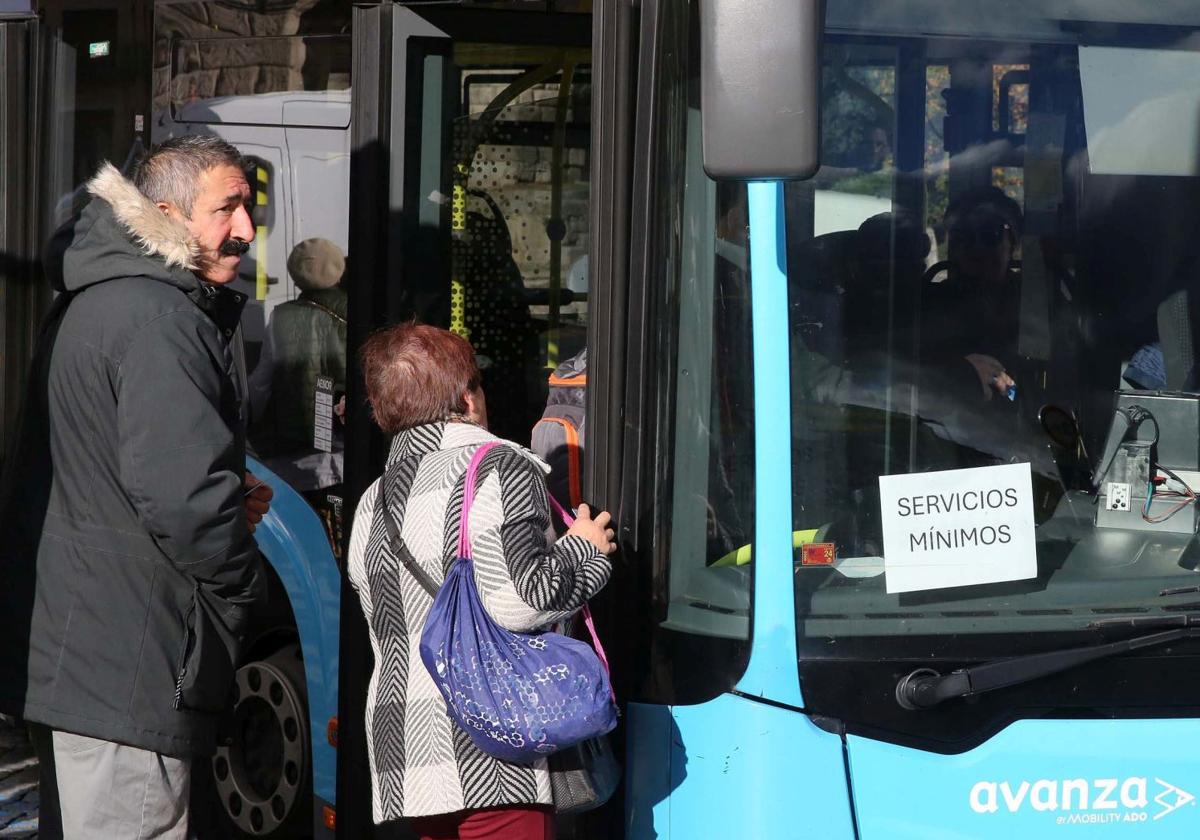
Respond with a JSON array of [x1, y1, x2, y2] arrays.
[[383, 441, 617, 764]]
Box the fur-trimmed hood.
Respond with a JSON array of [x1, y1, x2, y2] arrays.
[[58, 162, 201, 294], [87, 162, 199, 270]]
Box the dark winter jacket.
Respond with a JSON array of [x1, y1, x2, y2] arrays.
[[0, 163, 265, 758]]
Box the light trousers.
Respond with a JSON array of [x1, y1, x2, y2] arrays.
[[31, 725, 191, 839]]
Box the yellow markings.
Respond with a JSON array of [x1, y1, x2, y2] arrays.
[[710, 529, 822, 568], [450, 165, 468, 335], [256, 227, 267, 301], [255, 166, 269, 301], [450, 278, 468, 338], [452, 182, 466, 232]]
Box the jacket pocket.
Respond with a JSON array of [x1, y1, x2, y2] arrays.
[[173, 584, 244, 714]]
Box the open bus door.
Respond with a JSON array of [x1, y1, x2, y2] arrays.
[[342, 2, 788, 836], [341, 4, 595, 836]]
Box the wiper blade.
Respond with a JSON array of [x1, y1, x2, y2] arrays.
[[895, 616, 1200, 710], [1089, 613, 1198, 630], [1160, 585, 1200, 597]]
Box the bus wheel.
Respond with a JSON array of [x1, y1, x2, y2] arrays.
[[212, 643, 312, 837]]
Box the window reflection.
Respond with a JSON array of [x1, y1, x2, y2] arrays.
[[789, 11, 1200, 649], [151, 0, 353, 555]]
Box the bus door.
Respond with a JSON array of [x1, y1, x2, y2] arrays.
[[342, 4, 592, 835]]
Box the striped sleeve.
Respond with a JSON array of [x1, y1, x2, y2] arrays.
[[470, 448, 611, 633]]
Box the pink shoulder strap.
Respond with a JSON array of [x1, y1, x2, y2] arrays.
[[548, 494, 613, 697], [547, 493, 575, 526], [457, 441, 502, 559]]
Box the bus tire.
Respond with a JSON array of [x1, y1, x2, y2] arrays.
[[210, 642, 313, 837]]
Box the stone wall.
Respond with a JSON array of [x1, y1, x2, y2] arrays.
[[152, 0, 324, 113]]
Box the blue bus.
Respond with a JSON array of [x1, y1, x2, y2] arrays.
[[7, 0, 1200, 837], [347, 2, 1200, 838]]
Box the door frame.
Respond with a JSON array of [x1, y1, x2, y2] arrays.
[[340, 4, 596, 834], [0, 14, 47, 456]]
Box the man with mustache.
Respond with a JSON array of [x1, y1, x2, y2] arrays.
[[0, 135, 272, 838]]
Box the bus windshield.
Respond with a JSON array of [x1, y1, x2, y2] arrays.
[[788, 1, 1200, 654]]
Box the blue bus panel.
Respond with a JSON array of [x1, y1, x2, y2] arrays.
[[247, 457, 341, 809], [848, 719, 1200, 838]]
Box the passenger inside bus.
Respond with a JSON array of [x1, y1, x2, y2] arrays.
[[458, 188, 539, 444], [248, 237, 348, 492], [842, 209, 928, 361], [792, 207, 1013, 412], [789, 194, 1065, 559], [923, 186, 1023, 401], [793, 174, 1200, 565]]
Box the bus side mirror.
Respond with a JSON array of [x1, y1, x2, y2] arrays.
[[699, 0, 823, 180]]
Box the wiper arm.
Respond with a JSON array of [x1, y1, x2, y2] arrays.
[[895, 615, 1200, 710]]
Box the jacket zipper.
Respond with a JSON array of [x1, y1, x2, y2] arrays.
[[173, 589, 198, 710]]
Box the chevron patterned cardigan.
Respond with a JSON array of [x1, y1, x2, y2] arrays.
[[348, 421, 612, 822]]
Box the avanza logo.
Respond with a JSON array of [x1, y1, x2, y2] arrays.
[[969, 777, 1196, 822]]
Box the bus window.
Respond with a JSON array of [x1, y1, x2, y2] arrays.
[[392, 37, 592, 445], [815, 44, 897, 236], [635, 12, 755, 705], [154, 1, 353, 543], [787, 1, 1200, 746], [648, 169, 756, 704], [170, 35, 351, 126]]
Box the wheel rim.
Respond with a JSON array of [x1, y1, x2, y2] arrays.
[[213, 648, 308, 836]]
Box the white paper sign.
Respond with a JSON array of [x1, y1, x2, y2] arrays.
[[313, 375, 334, 453], [879, 463, 1037, 594]]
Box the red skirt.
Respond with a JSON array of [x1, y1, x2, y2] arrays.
[[410, 804, 555, 840]]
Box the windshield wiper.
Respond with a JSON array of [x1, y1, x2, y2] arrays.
[[895, 615, 1200, 710]]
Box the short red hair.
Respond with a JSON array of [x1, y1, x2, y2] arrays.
[[359, 322, 481, 434]]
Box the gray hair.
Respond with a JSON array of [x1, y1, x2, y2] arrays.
[[133, 135, 245, 217]]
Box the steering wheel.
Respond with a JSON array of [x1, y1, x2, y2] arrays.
[[922, 259, 1025, 287], [921, 259, 950, 286]]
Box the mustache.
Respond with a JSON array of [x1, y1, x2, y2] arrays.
[[219, 238, 251, 257]]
